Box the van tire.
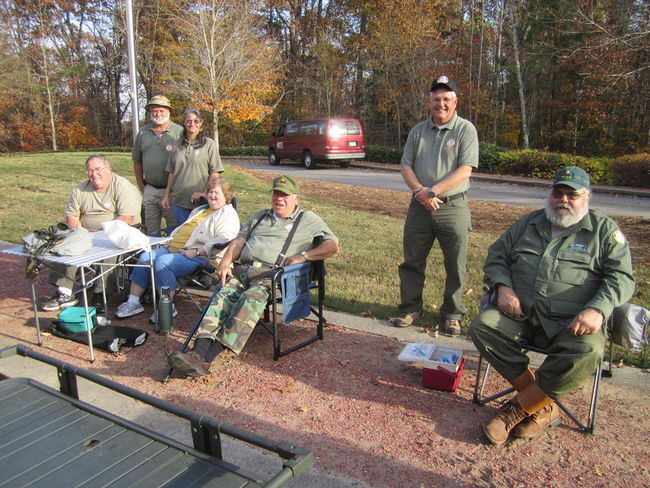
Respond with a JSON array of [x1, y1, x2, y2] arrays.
[[268, 149, 280, 166], [303, 150, 317, 169], [339, 160, 351, 168]]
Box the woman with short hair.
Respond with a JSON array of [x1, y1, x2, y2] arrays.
[[162, 108, 223, 228], [117, 178, 239, 322]]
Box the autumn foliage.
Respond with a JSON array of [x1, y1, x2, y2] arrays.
[[0, 0, 647, 160]]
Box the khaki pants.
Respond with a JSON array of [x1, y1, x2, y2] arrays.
[[470, 306, 605, 399], [48, 257, 118, 294], [143, 184, 175, 235]]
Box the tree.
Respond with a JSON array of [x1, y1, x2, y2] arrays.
[[164, 0, 283, 150]]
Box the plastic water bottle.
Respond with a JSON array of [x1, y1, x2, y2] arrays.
[[158, 290, 173, 335]]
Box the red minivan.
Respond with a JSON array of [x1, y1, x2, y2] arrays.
[[268, 118, 366, 169]]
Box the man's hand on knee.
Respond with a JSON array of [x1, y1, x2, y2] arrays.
[[496, 285, 524, 318], [568, 308, 604, 336]]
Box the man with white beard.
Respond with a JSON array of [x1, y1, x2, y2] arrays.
[[132, 95, 184, 235], [470, 166, 635, 446]]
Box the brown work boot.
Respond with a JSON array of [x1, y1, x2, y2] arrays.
[[392, 310, 423, 328], [443, 319, 461, 336], [510, 368, 535, 392], [166, 350, 209, 377], [483, 398, 529, 445], [512, 402, 561, 439]]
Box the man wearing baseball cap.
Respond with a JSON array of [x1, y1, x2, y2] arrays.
[[132, 95, 184, 235], [469, 166, 635, 446], [167, 175, 339, 377], [395, 75, 479, 336]]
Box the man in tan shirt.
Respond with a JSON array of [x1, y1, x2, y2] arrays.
[[42, 155, 141, 311]]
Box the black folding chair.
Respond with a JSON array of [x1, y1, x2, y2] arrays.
[[259, 259, 327, 361]]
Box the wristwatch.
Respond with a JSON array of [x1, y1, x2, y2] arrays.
[[301, 250, 309, 261], [427, 189, 437, 198]]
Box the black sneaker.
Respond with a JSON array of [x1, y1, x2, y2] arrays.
[[42, 292, 78, 311]]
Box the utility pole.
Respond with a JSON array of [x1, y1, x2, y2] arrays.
[[125, 0, 139, 142]]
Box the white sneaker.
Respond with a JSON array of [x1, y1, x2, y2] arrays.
[[149, 304, 178, 324], [116, 301, 144, 319]]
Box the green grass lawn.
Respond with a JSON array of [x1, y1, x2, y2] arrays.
[[1, 151, 648, 366]]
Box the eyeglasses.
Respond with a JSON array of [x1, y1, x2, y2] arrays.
[[551, 189, 586, 200], [87, 166, 107, 175], [185, 119, 202, 125], [431, 97, 456, 104]]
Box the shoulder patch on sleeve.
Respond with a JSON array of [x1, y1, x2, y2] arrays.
[[613, 229, 627, 244]]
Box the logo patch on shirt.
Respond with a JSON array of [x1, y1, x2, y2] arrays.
[[613, 230, 626, 244], [446, 138, 456, 148], [165, 144, 173, 152], [567, 243, 586, 251]]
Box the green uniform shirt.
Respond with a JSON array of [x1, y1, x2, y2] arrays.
[[238, 207, 338, 266], [132, 122, 184, 187], [166, 137, 224, 209], [401, 113, 479, 196], [65, 173, 142, 231], [484, 208, 635, 338]]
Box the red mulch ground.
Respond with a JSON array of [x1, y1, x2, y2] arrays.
[[1, 252, 649, 488]]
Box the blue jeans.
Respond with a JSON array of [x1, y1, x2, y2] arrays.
[[130, 248, 208, 291], [169, 205, 193, 231]]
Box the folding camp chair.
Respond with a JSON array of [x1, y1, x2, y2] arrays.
[[472, 316, 614, 435], [260, 259, 326, 361]]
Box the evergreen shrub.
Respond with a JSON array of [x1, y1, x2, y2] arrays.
[[478, 143, 506, 174], [220, 146, 267, 156], [364, 145, 402, 165], [609, 154, 650, 188], [495, 150, 608, 183]]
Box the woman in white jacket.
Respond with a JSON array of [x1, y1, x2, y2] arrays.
[[116, 177, 239, 321]]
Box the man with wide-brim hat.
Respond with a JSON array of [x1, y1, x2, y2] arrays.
[[132, 95, 184, 235], [469, 166, 635, 446], [166, 174, 339, 377]]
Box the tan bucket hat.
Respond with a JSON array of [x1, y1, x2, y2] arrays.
[[145, 95, 173, 111]]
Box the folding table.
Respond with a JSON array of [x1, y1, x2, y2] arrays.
[[2, 231, 171, 361]]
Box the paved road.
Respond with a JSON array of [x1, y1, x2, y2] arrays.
[[229, 160, 650, 218]]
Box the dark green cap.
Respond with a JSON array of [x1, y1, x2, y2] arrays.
[[270, 175, 300, 195], [552, 166, 590, 190]]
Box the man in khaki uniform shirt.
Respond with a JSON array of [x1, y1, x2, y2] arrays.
[[43, 155, 141, 311], [132, 95, 183, 235], [470, 166, 635, 446]]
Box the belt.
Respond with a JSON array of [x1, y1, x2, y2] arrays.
[[248, 261, 274, 269], [411, 192, 466, 204], [144, 181, 167, 189], [438, 192, 466, 204]]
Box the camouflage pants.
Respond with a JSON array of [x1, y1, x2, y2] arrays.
[[196, 271, 271, 354]]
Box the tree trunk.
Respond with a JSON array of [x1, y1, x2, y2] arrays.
[[40, 39, 57, 151], [507, 0, 529, 149], [212, 107, 220, 153]]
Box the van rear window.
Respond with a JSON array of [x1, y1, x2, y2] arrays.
[[330, 120, 361, 136]]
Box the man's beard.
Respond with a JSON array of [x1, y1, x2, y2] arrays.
[[151, 114, 170, 125], [545, 199, 589, 228]]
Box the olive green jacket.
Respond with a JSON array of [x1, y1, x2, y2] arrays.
[[484, 208, 635, 338]]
